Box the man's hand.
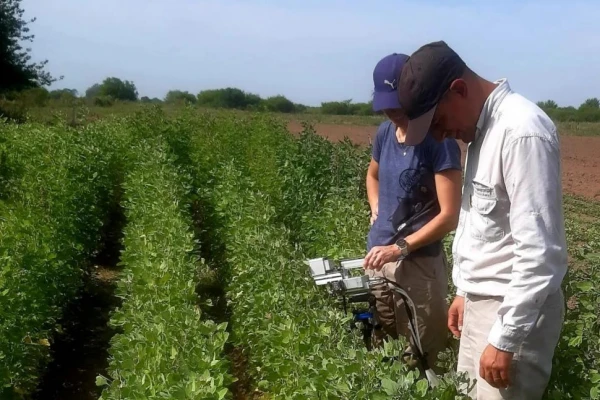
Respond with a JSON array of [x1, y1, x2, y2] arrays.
[[363, 245, 400, 270], [447, 295, 464, 338], [479, 344, 514, 389]]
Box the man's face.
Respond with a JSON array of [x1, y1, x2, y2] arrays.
[[429, 80, 478, 144]]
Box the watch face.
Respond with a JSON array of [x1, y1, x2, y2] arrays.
[[396, 239, 408, 255]]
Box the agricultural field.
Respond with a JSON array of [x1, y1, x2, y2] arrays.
[[0, 106, 599, 400]]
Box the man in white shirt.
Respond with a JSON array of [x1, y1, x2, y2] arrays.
[[395, 40, 568, 399]]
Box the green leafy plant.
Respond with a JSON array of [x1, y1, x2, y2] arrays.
[[0, 118, 125, 397], [98, 134, 233, 399]]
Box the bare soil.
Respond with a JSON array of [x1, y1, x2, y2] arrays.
[[229, 346, 265, 400], [31, 266, 120, 400], [287, 121, 600, 201]]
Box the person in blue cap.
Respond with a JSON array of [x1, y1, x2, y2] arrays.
[[363, 53, 463, 372]]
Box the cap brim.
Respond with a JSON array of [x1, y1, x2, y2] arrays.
[[372, 91, 401, 112], [405, 105, 436, 146]]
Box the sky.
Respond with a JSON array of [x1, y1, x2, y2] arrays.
[[21, 0, 600, 108]]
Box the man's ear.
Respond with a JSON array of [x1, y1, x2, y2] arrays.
[[449, 79, 468, 98]]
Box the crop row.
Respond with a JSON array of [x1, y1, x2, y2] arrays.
[[0, 120, 124, 398], [98, 134, 233, 399], [1, 107, 597, 399], [153, 110, 467, 399]]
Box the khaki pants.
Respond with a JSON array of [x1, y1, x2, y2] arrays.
[[366, 249, 449, 371], [457, 290, 565, 399]]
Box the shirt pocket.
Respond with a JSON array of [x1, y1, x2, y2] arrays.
[[469, 181, 504, 242]]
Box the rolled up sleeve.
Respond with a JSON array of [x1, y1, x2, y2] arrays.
[[488, 134, 568, 352]]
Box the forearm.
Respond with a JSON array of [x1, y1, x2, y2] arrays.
[[366, 175, 379, 213], [405, 211, 457, 252]]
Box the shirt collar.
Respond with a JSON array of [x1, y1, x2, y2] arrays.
[[474, 78, 511, 141]]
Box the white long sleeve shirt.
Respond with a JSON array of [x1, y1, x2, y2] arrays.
[[452, 78, 568, 353]]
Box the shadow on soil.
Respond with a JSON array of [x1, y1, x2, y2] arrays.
[[31, 202, 125, 400]]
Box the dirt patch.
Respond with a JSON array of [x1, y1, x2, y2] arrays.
[[32, 266, 121, 400], [228, 346, 265, 400], [287, 121, 600, 201], [287, 121, 377, 146], [559, 136, 600, 201]]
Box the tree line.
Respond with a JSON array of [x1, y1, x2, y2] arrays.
[[17, 78, 600, 121], [537, 99, 600, 122], [2, 76, 378, 116]]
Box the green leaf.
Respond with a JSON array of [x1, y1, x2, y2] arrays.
[[217, 388, 228, 400], [381, 378, 400, 395], [96, 375, 108, 387], [258, 380, 269, 390], [576, 281, 594, 292], [568, 335, 583, 347], [416, 379, 429, 397], [336, 381, 350, 393]]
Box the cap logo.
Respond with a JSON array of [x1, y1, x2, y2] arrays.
[[384, 79, 396, 89]]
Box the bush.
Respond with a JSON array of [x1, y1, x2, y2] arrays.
[[263, 95, 296, 113], [0, 100, 27, 123], [94, 95, 114, 107], [165, 90, 197, 105], [14, 87, 50, 107]]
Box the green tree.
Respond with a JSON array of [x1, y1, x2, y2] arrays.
[[244, 92, 262, 109], [48, 88, 78, 106], [321, 100, 356, 115], [165, 90, 196, 105], [354, 102, 374, 116], [98, 77, 138, 101], [294, 103, 308, 113], [49, 88, 78, 100], [537, 100, 558, 109], [580, 97, 600, 110], [85, 83, 101, 99], [0, 0, 61, 93], [197, 87, 262, 109], [217, 87, 247, 109], [263, 95, 295, 113]]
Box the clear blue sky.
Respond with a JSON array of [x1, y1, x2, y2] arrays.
[[22, 0, 600, 107]]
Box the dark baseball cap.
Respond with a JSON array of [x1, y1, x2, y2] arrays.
[[397, 41, 467, 145], [372, 53, 410, 112]]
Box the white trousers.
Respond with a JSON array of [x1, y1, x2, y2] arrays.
[[457, 289, 564, 399]]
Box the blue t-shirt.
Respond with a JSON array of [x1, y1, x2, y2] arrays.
[[366, 120, 462, 257]]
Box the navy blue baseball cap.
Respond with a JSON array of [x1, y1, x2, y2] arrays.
[[372, 53, 410, 112], [398, 41, 467, 145]]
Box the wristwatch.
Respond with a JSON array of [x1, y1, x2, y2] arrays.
[[395, 238, 410, 258]]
